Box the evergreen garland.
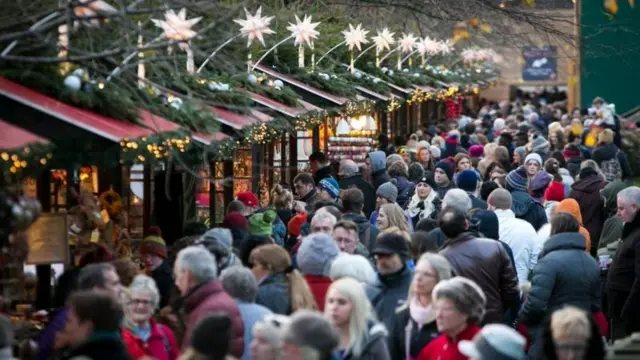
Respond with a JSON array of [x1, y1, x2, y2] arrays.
[[292, 70, 357, 98], [0, 142, 54, 175], [233, 73, 302, 108]]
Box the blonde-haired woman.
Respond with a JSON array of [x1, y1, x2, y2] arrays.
[[325, 278, 391, 360], [477, 142, 498, 179], [538, 306, 605, 360], [270, 184, 294, 228], [377, 203, 411, 234], [250, 314, 290, 360], [250, 244, 317, 314], [388, 253, 453, 360]]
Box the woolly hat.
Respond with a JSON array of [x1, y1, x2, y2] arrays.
[[429, 145, 442, 160], [287, 212, 308, 238], [457, 170, 480, 192], [562, 145, 581, 160], [248, 210, 277, 236], [529, 171, 552, 192], [524, 153, 543, 166], [506, 167, 528, 192], [417, 172, 437, 189], [297, 233, 340, 276], [236, 191, 259, 208], [223, 211, 247, 230], [197, 228, 233, 256], [544, 181, 565, 202], [514, 146, 527, 161], [317, 177, 340, 199], [139, 226, 167, 259], [470, 209, 499, 240], [493, 118, 506, 132], [446, 133, 459, 145], [418, 140, 430, 151], [435, 157, 456, 181], [376, 179, 398, 203], [469, 144, 484, 158], [531, 136, 550, 155]]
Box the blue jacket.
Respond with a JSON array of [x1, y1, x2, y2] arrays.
[[236, 300, 273, 360], [366, 265, 413, 333], [511, 190, 547, 231], [256, 273, 290, 315]]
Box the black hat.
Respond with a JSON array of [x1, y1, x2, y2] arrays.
[[372, 232, 410, 258], [417, 171, 437, 189]]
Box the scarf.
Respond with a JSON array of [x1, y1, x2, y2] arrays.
[[409, 298, 434, 328], [123, 318, 151, 341], [406, 190, 438, 219]]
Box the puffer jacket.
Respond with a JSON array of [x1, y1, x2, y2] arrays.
[[511, 190, 548, 231], [342, 321, 391, 360], [569, 174, 606, 253], [519, 232, 601, 327], [606, 211, 640, 320], [256, 272, 291, 315], [439, 232, 519, 325], [369, 151, 391, 190], [366, 266, 413, 332]]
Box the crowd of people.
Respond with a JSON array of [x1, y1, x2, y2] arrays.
[[23, 96, 640, 360]]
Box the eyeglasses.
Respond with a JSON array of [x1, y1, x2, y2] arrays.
[[128, 298, 152, 306]]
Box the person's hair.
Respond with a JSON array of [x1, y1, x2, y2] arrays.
[[550, 150, 568, 169], [250, 244, 317, 311], [550, 306, 591, 342], [487, 188, 512, 210], [176, 246, 218, 284], [183, 221, 208, 237], [412, 231, 439, 257], [341, 188, 365, 213], [442, 189, 472, 213], [310, 212, 337, 229], [495, 146, 511, 170], [226, 200, 246, 215], [454, 153, 471, 171], [315, 205, 343, 221], [325, 278, 374, 358], [111, 259, 139, 287], [68, 290, 124, 332], [544, 158, 563, 182], [415, 218, 437, 233], [388, 160, 409, 178], [127, 274, 160, 309], [333, 220, 359, 234], [239, 234, 273, 266], [385, 154, 404, 169], [480, 181, 499, 201], [293, 173, 315, 186], [551, 130, 566, 150], [432, 277, 486, 324], [379, 203, 411, 233], [283, 310, 338, 360], [77, 263, 115, 291], [219, 266, 259, 303], [550, 212, 580, 236], [598, 128, 615, 145], [191, 314, 232, 359], [329, 254, 376, 285], [483, 161, 506, 182], [271, 184, 294, 211], [617, 186, 640, 208], [309, 151, 327, 163], [404, 253, 453, 309], [484, 143, 498, 161], [340, 160, 359, 178], [252, 314, 291, 360], [438, 206, 468, 239]]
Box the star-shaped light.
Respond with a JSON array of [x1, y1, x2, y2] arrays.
[[152, 8, 202, 42], [399, 33, 417, 54], [234, 7, 275, 47], [342, 23, 369, 51], [73, 0, 117, 26], [372, 28, 395, 52], [417, 37, 452, 56], [287, 15, 320, 47]]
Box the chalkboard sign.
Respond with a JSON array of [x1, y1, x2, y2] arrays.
[[522, 46, 557, 81], [26, 213, 70, 265]]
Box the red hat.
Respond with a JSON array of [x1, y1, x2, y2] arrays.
[[288, 212, 308, 238], [223, 211, 248, 229], [544, 181, 565, 202], [236, 191, 259, 208]]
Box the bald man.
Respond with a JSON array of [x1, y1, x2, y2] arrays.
[[488, 189, 538, 285], [339, 159, 376, 217]]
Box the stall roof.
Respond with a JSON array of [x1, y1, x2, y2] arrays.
[[192, 131, 229, 145], [245, 91, 320, 118], [0, 118, 50, 150], [344, 65, 412, 95], [0, 78, 177, 142], [210, 106, 273, 130], [254, 64, 350, 106]]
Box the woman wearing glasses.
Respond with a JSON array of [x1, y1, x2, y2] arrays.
[[250, 314, 291, 360]]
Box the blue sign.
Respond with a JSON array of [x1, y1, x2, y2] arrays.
[[522, 46, 557, 81]]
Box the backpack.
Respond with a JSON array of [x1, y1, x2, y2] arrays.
[[600, 151, 622, 182]]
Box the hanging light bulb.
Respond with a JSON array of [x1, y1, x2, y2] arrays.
[[336, 117, 351, 135], [364, 115, 377, 131]]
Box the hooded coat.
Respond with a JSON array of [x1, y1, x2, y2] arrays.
[[554, 199, 592, 253], [494, 209, 538, 285], [369, 151, 391, 190], [340, 174, 377, 217], [569, 173, 606, 254], [511, 190, 548, 231]]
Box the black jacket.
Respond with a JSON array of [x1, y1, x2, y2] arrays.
[[343, 213, 380, 253], [607, 212, 640, 320], [469, 194, 488, 210], [152, 260, 174, 309], [340, 175, 377, 217], [62, 333, 132, 360], [388, 306, 439, 360], [511, 190, 547, 231], [366, 266, 413, 333], [313, 165, 333, 186], [342, 321, 391, 360]]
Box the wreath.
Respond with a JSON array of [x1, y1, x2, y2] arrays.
[[99, 189, 123, 218]]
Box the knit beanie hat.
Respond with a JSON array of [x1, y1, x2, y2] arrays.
[[562, 145, 581, 160], [435, 157, 456, 181], [197, 228, 233, 256], [248, 210, 277, 236], [524, 153, 543, 167], [376, 178, 398, 203], [287, 212, 308, 238], [529, 171, 552, 192], [469, 209, 499, 240], [317, 177, 340, 199], [544, 181, 565, 202], [469, 144, 484, 158], [457, 170, 480, 192], [446, 133, 459, 146], [223, 211, 247, 230], [236, 191, 259, 208], [506, 167, 529, 192], [139, 226, 167, 259], [493, 118, 506, 132], [514, 146, 527, 161], [429, 145, 442, 160], [417, 172, 437, 189], [297, 233, 340, 276]]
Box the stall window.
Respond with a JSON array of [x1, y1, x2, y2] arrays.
[[195, 166, 212, 226], [234, 147, 252, 195], [126, 164, 148, 239]]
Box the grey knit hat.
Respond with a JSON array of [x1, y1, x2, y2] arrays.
[[283, 310, 339, 356], [197, 228, 233, 255], [297, 233, 340, 276], [376, 178, 398, 203]]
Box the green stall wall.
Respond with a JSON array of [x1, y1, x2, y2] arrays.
[[581, 1, 640, 113]]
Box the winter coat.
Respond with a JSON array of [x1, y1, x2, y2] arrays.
[[366, 265, 413, 332], [565, 157, 583, 178], [519, 233, 601, 327], [435, 182, 455, 200], [340, 175, 377, 217], [236, 300, 273, 360], [121, 320, 178, 360], [299, 188, 318, 213], [592, 143, 632, 180], [598, 180, 627, 256], [569, 174, 606, 252], [406, 191, 440, 227], [511, 190, 547, 231], [558, 168, 574, 196], [313, 165, 333, 186], [544, 201, 558, 222], [151, 261, 174, 309], [256, 272, 291, 315], [494, 209, 538, 284], [181, 280, 244, 357], [606, 211, 640, 320], [62, 333, 132, 360], [369, 151, 391, 190], [388, 305, 439, 360], [344, 213, 381, 253], [304, 274, 332, 312], [416, 324, 481, 360], [469, 194, 488, 210], [342, 321, 391, 360], [555, 199, 592, 253], [440, 233, 520, 325], [393, 176, 416, 208]]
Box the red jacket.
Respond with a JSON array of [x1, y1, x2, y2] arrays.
[[181, 280, 244, 358], [304, 275, 332, 311], [121, 319, 179, 360], [417, 324, 481, 360]]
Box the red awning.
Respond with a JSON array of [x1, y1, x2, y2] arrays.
[[139, 110, 182, 133], [0, 78, 176, 142], [254, 65, 349, 106], [0, 118, 50, 150], [210, 106, 273, 130], [245, 91, 321, 118]]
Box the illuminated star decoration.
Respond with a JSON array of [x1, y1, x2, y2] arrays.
[[342, 24, 369, 51], [372, 28, 395, 52], [234, 7, 275, 47], [152, 8, 202, 42], [73, 0, 117, 26], [287, 15, 320, 47], [399, 33, 418, 54]]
